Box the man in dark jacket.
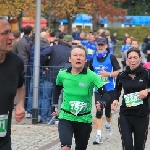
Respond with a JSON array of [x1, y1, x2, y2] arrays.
[[26, 32, 51, 119], [17, 25, 33, 111], [17, 25, 33, 72], [39, 34, 73, 124]]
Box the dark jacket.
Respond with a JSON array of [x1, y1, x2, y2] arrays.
[[29, 40, 51, 75], [114, 66, 150, 116], [17, 35, 32, 72], [41, 41, 72, 83]]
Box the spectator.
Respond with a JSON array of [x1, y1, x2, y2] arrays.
[[40, 26, 51, 41], [41, 26, 50, 33], [72, 27, 80, 39], [75, 32, 88, 46], [122, 39, 146, 68], [17, 25, 33, 72], [17, 25, 33, 111], [146, 43, 150, 62], [40, 35, 73, 123], [19, 27, 24, 38], [55, 25, 65, 38], [49, 32, 56, 46], [143, 35, 150, 44], [142, 35, 150, 55], [97, 29, 105, 39], [12, 30, 21, 53], [58, 32, 67, 40], [105, 30, 114, 54], [85, 34, 97, 63], [120, 37, 132, 54], [111, 32, 119, 52], [122, 33, 129, 45], [26, 32, 51, 119], [120, 37, 132, 70]]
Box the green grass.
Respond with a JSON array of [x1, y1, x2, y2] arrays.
[[114, 41, 122, 58]]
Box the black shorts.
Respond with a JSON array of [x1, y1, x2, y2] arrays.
[[95, 90, 114, 118], [58, 119, 92, 150], [0, 137, 11, 150]]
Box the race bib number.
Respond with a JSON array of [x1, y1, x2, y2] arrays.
[[0, 114, 8, 137], [69, 101, 88, 116], [124, 92, 143, 107], [100, 76, 109, 84], [87, 49, 94, 55]]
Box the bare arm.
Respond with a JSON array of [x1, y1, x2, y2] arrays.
[[14, 85, 26, 122], [100, 70, 120, 78], [14, 85, 25, 107]]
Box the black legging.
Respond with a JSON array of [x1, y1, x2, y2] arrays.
[[118, 114, 149, 150], [95, 91, 114, 118]]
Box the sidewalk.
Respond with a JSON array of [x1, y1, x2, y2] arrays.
[[11, 58, 150, 150], [11, 97, 150, 150]]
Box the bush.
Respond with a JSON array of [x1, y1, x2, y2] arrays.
[[106, 26, 150, 42], [114, 41, 122, 58]]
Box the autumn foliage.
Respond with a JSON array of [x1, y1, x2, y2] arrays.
[[0, 0, 36, 17], [50, 0, 127, 31], [0, 0, 127, 32]]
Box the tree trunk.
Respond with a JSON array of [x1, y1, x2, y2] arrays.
[[17, 12, 23, 29], [47, 15, 51, 28], [67, 17, 73, 34], [17, 16, 22, 29], [92, 21, 98, 31]]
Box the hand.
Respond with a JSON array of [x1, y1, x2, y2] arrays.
[[51, 112, 57, 116], [112, 100, 118, 111], [15, 105, 25, 122], [100, 70, 108, 77], [96, 101, 101, 111], [147, 50, 150, 54], [138, 89, 148, 99], [50, 43, 53, 46]]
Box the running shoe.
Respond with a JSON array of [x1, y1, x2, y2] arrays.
[[25, 113, 31, 118], [93, 135, 103, 144]]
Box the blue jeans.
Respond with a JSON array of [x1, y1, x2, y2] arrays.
[[27, 77, 43, 114], [40, 80, 53, 122], [24, 69, 31, 111]]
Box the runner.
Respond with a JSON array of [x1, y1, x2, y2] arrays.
[[112, 47, 149, 150], [122, 38, 146, 69], [52, 45, 110, 150], [89, 38, 120, 144]]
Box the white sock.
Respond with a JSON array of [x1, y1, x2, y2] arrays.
[[105, 122, 111, 128], [97, 130, 101, 138]]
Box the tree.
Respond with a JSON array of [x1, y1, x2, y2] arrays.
[[120, 0, 150, 15], [0, 0, 36, 17], [85, 0, 127, 30], [0, 0, 127, 32], [0, 0, 34, 28], [0, 0, 50, 28], [43, 0, 127, 33]]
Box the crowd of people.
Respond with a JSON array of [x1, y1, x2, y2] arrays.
[[1, 17, 150, 150]]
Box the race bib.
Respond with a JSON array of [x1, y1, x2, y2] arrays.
[[124, 92, 143, 107], [69, 101, 88, 116], [100, 76, 109, 84], [0, 114, 8, 137], [87, 48, 95, 55]]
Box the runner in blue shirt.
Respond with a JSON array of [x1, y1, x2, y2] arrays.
[[85, 34, 97, 64]]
